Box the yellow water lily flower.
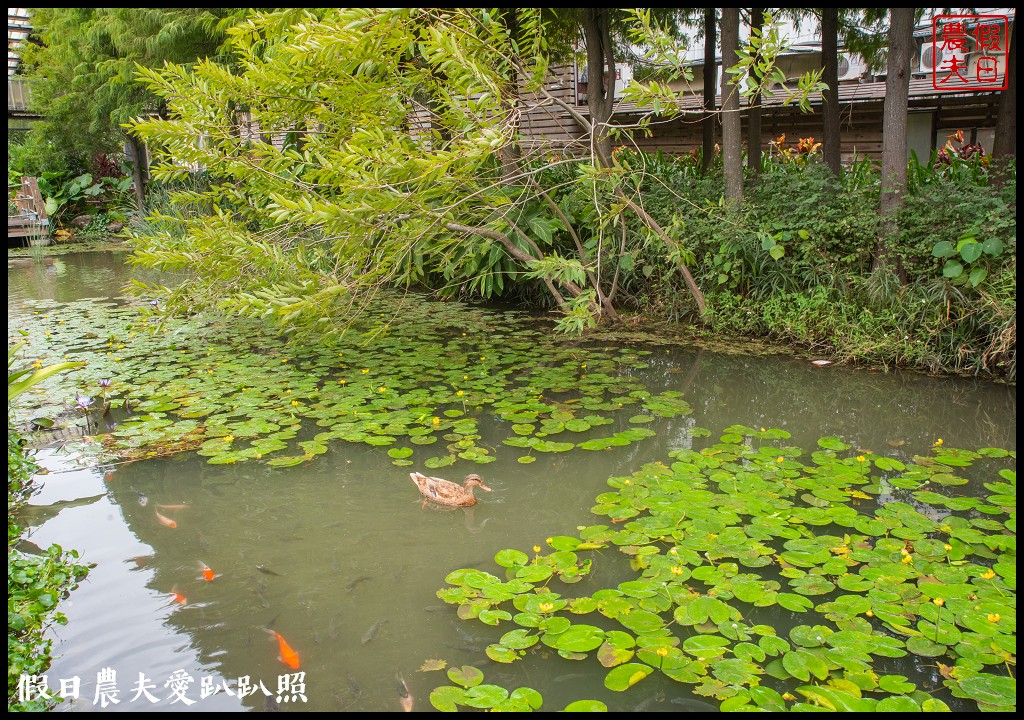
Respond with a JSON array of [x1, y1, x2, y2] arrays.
[[224, 435, 234, 442], [670, 566, 683, 576], [361, 368, 369, 374], [456, 390, 464, 397], [856, 455, 867, 462], [988, 613, 1000, 622], [933, 598, 944, 607], [657, 647, 669, 657], [538, 602, 554, 613], [533, 545, 541, 553], [933, 438, 944, 446], [980, 569, 996, 579]]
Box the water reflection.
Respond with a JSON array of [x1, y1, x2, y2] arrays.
[[10, 252, 1016, 712]]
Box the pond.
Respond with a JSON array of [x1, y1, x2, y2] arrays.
[[8, 251, 1016, 712]]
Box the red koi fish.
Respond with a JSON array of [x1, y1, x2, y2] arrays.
[[198, 561, 215, 582], [155, 509, 177, 528], [169, 589, 187, 605], [266, 629, 301, 670]]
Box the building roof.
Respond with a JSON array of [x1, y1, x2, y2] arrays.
[[9, 7, 31, 75], [581, 77, 1003, 119]]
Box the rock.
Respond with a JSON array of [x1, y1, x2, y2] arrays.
[[71, 214, 93, 229], [106, 222, 125, 234]]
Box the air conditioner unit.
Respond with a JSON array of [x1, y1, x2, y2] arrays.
[[836, 53, 866, 81], [577, 62, 633, 102], [919, 44, 956, 73]]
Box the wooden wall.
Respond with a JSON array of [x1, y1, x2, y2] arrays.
[[514, 70, 1004, 163]]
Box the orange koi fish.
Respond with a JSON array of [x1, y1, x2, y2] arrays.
[[155, 509, 177, 528], [198, 561, 215, 582], [266, 629, 301, 670], [169, 589, 187, 605]]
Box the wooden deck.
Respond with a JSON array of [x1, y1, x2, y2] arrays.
[[8, 176, 50, 243]]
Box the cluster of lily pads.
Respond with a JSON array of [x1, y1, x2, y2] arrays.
[[9, 294, 691, 468], [433, 427, 1016, 712]]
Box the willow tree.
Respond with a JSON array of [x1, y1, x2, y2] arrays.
[[128, 8, 824, 335], [129, 8, 613, 334]]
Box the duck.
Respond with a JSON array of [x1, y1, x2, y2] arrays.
[[410, 472, 492, 507]]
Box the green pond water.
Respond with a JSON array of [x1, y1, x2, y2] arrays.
[[8, 251, 1016, 712]]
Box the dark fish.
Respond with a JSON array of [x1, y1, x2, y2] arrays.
[[257, 565, 283, 577], [263, 695, 281, 712], [396, 672, 413, 712], [634, 691, 666, 712], [362, 619, 388, 644], [346, 575, 372, 592], [670, 696, 720, 711], [554, 672, 589, 683]]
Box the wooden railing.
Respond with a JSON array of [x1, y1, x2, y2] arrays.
[[8, 176, 50, 242]]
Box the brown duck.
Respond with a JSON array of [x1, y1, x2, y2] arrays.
[[411, 472, 492, 507]]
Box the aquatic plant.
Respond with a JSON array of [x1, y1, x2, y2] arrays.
[[9, 294, 689, 470], [433, 428, 1016, 712]]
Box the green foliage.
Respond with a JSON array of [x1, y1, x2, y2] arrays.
[[21, 8, 238, 162], [434, 428, 1016, 712], [7, 133, 85, 187]]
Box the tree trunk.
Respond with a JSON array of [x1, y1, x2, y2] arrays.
[[127, 135, 147, 212], [701, 8, 717, 173], [875, 8, 913, 275], [747, 8, 763, 183], [992, 20, 1016, 185], [583, 8, 615, 169], [497, 8, 523, 182], [821, 7, 842, 176], [721, 8, 743, 206]]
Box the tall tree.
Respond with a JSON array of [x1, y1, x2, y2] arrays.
[[991, 20, 1016, 185], [821, 7, 842, 176], [875, 8, 914, 274], [747, 8, 764, 182], [21, 8, 239, 207], [582, 8, 616, 168], [720, 8, 743, 205], [702, 8, 717, 173]]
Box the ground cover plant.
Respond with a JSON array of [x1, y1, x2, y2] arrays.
[[430, 427, 1016, 712], [8, 347, 90, 712]]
